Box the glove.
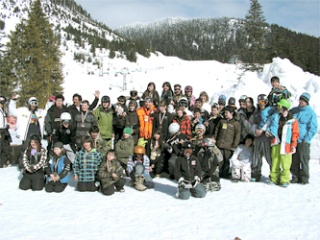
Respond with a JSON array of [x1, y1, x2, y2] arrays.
[[163, 143, 171, 150], [178, 177, 185, 187], [192, 176, 201, 187]]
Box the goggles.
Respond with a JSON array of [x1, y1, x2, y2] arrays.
[[29, 101, 38, 106], [62, 120, 71, 124], [258, 100, 267, 105]]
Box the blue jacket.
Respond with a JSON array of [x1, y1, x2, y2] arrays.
[[47, 155, 70, 184], [258, 106, 277, 130], [290, 105, 318, 144]]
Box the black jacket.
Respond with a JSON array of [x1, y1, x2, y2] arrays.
[[174, 155, 202, 182]]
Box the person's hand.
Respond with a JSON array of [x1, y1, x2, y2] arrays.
[[290, 146, 296, 154], [265, 131, 272, 138], [149, 164, 154, 173], [50, 174, 55, 182], [192, 176, 200, 187], [178, 177, 185, 187], [74, 175, 78, 181], [255, 129, 263, 137], [204, 121, 209, 127], [94, 90, 100, 98], [55, 175, 60, 182], [112, 173, 118, 179]]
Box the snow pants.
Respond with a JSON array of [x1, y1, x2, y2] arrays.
[[19, 171, 45, 191], [45, 181, 67, 193], [176, 183, 206, 200], [231, 162, 251, 182], [251, 141, 271, 181], [270, 144, 292, 184], [101, 178, 125, 196], [77, 181, 97, 192], [219, 149, 233, 178], [130, 163, 154, 189], [291, 142, 310, 184]]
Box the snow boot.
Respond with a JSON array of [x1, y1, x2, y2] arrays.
[[134, 176, 147, 191]]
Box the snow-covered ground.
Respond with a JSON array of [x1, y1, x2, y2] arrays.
[[0, 159, 319, 240], [1, 53, 320, 240]]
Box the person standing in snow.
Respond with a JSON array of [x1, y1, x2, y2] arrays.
[[68, 91, 100, 120], [175, 141, 206, 200], [290, 93, 318, 184], [230, 134, 254, 182], [136, 96, 155, 141], [141, 82, 160, 108], [251, 94, 272, 182], [152, 101, 173, 141], [74, 100, 97, 150], [172, 84, 184, 109], [44, 142, 71, 193], [213, 106, 241, 178], [184, 85, 196, 111], [266, 99, 299, 187], [0, 96, 11, 168], [19, 134, 47, 191]]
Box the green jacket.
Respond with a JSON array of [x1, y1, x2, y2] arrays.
[[115, 137, 134, 165], [98, 159, 124, 189], [94, 106, 113, 139]]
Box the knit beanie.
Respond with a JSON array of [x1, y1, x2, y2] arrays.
[[123, 127, 133, 135], [300, 92, 310, 104], [53, 141, 64, 149]]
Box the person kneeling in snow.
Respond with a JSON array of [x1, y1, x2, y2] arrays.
[[175, 141, 206, 200], [197, 138, 222, 191], [98, 149, 125, 195], [19, 134, 47, 191], [230, 134, 254, 183], [127, 145, 155, 191], [44, 142, 71, 193]]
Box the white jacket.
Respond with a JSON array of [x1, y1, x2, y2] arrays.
[[8, 100, 45, 141]]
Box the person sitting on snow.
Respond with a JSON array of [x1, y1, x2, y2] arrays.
[[175, 141, 206, 200], [230, 134, 254, 183], [98, 149, 125, 195], [127, 145, 154, 191]]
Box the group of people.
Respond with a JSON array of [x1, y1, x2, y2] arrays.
[[0, 77, 317, 200]]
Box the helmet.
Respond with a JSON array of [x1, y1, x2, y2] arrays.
[[130, 90, 138, 97], [168, 122, 180, 134], [29, 133, 41, 142], [218, 95, 226, 105], [28, 97, 38, 106], [184, 85, 193, 92], [179, 96, 188, 105], [60, 112, 72, 121], [277, 99, 291, 109], [257, 94, 268, 105], [202, 138, 215, 147], [182, 141, 194, 150], [0, 96, 6, 104], [134, 145, 146, 155], [239, 95, 247, 102], [101, 95, 110, 103], [117, 95, 126, 102], [195, 124, 206, 133], [228, 97, 236, 106]]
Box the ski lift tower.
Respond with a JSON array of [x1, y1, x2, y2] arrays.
[[120, 67, 129, 91]]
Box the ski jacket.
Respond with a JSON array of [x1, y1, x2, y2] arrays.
[[94, 106, 113, 139], [74, 148, 102, 182], [45, 155, 71, 184], [214, 118, 241, 150], [290, 105, 318, 144], [22, 147, 47, 173], [98, 159, 124, 189], [75, 111, 97, 146], [115, 137, 135, 165], [174, 155, 202, 182], [136, 105, 155, 139], [230, 144, 253, 167], [173, 113, 192, 137], [45, 105, 69, 135], [8, 100, 45, 141]]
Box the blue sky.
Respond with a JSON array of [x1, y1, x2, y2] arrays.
[[75, 0, 320, 37]]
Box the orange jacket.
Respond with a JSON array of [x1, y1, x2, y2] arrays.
[[136, 105, 156, 139]]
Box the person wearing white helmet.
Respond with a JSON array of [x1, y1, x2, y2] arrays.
[[52, 112, 77, 164], [9, 95, 45, 144], [162, 122, 189, 179]]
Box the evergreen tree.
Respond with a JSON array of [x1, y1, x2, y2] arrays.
[[243, 0, 268, 69], [3, 0, 63, 107]]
